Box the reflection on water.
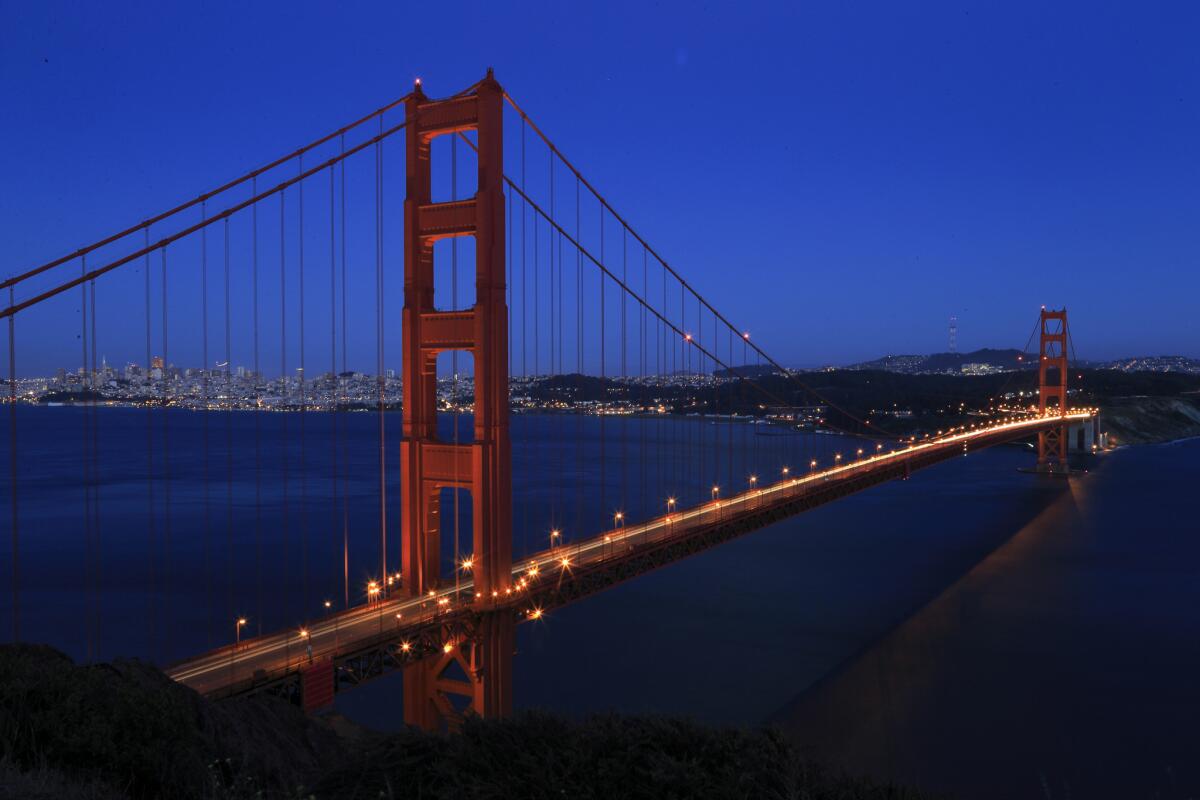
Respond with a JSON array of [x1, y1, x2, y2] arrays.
[[770, 439, 1200, 799]]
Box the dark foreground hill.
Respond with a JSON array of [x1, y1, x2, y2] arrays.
[[0, 644, 936, 800]]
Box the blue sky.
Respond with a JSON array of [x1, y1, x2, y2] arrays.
[[3, 0, 1198, 372]]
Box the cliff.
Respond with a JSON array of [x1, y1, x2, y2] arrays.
[[1099, 394, 1200, 445]]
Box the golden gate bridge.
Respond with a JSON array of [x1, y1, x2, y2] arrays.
[[1, 71, 1095, 731]]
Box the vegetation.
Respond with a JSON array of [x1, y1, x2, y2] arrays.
[[0, 645, 937, 799]]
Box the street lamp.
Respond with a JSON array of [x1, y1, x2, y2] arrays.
[[711, 485, 720, 501], [749, 475, 757, 488], [325, 600, 338, 648], [235, 617, 247, 646], [810, 459, 817, 472], [613, 511, 624, 529], [834, 453, 842, 464], [550, 528, 562, 549]]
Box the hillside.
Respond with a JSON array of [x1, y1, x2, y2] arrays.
[[0, 645, 936, 800]]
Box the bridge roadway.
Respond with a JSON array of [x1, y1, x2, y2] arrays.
[[168, 411, 1093, 700]]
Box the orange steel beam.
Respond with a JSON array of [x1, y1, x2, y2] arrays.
[[399, 70, 513, 731]]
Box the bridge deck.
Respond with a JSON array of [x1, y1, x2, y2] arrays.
[[168, 412, 1092, 700]]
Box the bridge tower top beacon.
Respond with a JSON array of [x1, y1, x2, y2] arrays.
[[1037, 306, 1069, 472], [400, 70, 512, 602]]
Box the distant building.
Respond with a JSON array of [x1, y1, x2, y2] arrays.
[[960, 363, 1004, 375]]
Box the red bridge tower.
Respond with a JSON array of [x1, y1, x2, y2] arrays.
[[1037, 307, 1070, 473], [400, 71, 513, 729]]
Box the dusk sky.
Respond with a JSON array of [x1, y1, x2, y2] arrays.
[[3, 0, 1197, 371]]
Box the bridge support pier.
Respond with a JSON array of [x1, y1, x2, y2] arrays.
[[402, 614, 514, 731], [400, 71, 513, 731]]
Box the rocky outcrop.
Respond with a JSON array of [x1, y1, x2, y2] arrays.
[[1100, 394, 1200, 445]]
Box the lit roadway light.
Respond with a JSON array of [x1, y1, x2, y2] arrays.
[[461, 557, 474, 571], [560, 556, 571, 569], [749, 475, 757, 488], [711, 485, 720, 501], [323, 600, 332, 610], [856, 448, 864, 459], [835, 453, 842, 463], [810, 459, 817, 471], [550, 529, 562, 548], [298, 628, 309, 639], [529, 607, 544, 620], [235, 617, 247, 646], [614, 511, 624, 528], [400, 641, 412, 653], [781, 466, 789, 477]]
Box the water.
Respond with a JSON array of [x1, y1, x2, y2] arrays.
[[2, 406, 1197, 798]]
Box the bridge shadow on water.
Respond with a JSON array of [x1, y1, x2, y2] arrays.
[[767, 440, 1200, 799]]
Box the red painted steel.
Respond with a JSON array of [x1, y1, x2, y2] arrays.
[[300, 658, 335, 712], [1037, 308, 1070, 472], [400, 70, 513, 731]]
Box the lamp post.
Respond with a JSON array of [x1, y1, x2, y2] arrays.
[[230, 617, 247, 687], [324, 600, 337, 649]]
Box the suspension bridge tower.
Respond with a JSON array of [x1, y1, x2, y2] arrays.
[[400, 70, 514, 730], [1036, 307, 1070, 474]]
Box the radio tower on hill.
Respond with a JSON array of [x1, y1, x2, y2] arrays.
[[948, 315, 958, 353]]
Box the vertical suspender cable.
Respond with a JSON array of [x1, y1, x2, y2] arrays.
[[574, 177, 583, 546], [340, 135, 349, 608], [376, 118, 387, 590], [80, 256, 92, 660], [201, 203, 212, 647], [599, 207, 606, 535], [507, 184, 513, 373], [641, 247, 647, 524], [253, 179, 263, 635], [7, 284, 17, 642], [143, 230, 157, 657], [624, 227, 633, 522], [224, 218, 234, 638], [160, 246, 172, 661], [280, 190, 290, 623], [329, 164, 339, 606], [299, 157, 310, 614], [89, 275, 101, 657], [521, 117, 527, 378]]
